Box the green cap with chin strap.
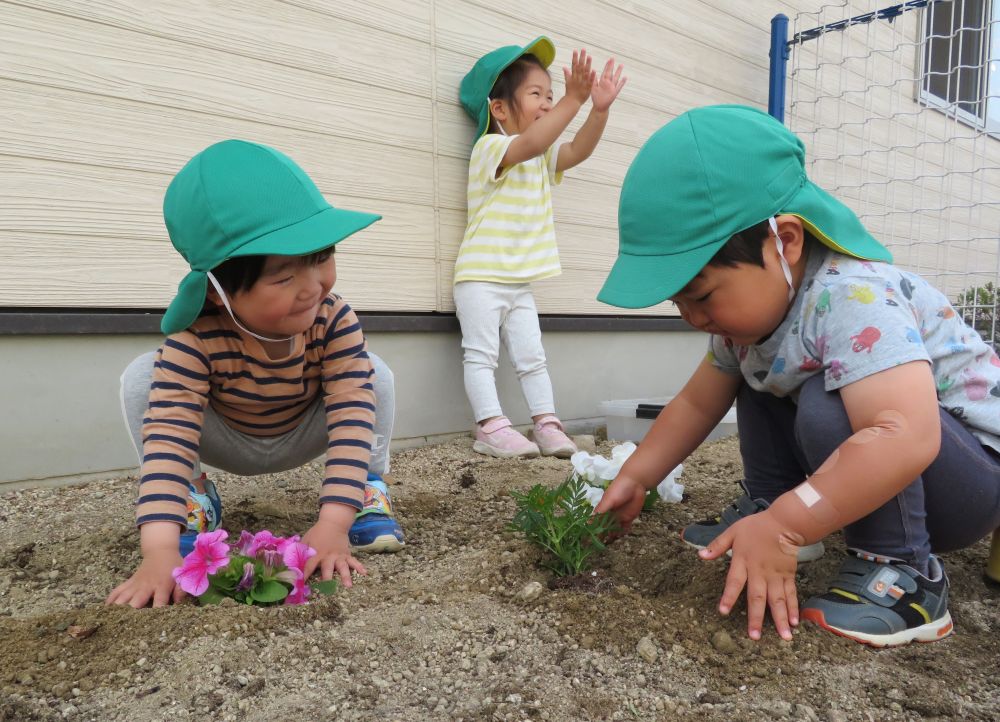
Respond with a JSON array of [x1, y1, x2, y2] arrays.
[[598, 104, 892, 309], [459, 36, 556, 140], [160, 140, 381, 335]]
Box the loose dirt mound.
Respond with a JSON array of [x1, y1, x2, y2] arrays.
[[1, 436, 997, 721]]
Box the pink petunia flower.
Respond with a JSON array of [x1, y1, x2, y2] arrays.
[[236, 530, 256, 556], [235, 561, 255, 592], [275, 534, 301, 554], [246, 529, 279, 556], [171, 529, 230, 596], [281, 540, 317, 575], [284, 574, 310, 605]]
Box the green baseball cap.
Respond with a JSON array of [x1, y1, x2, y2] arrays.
[[460, 36, 556, 139], [160, 140, 381, 335], [598, 104, 892, 309]]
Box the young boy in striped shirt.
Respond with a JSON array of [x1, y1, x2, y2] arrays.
[[108, 140, 403, 608]]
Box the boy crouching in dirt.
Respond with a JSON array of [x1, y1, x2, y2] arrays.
[[595, 106, 1000, 647], [108, 140, 404, 608]]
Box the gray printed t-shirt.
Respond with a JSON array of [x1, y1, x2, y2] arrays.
[[709, 244, 1000, 453]]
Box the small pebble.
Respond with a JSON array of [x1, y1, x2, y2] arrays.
[[517, 582, 544, 602], [636, 636, 658, 663]]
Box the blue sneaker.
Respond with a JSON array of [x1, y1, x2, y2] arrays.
[[801, 550, 953, 647], [349, 476, 405, 553], [179, 475, 222, 557]]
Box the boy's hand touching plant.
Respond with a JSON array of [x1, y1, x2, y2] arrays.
[[593, 474, 647, 536], [589, 57, 626, 113], [302, 502, 367, 588]]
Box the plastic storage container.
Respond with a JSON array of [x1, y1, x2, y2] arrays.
[[598, 397, 737, 443]]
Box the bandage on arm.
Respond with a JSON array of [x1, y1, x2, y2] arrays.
[[766, 362, 941, 546]]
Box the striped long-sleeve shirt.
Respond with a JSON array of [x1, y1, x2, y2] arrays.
[[135, 294, 375, 527]]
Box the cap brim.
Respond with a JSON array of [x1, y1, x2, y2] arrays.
[[160, 206, 381, 335], [597, 241, 724, 309], [232, 205, 381, 258]]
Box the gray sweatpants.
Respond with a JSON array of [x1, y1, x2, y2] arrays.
[[119, 350, 394, 480]]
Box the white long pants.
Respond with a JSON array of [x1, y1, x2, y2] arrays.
[[453, 281, 556, 422]]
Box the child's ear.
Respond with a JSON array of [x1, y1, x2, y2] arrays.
[[489, 98, 509, 123], [775, 214, 806, 265], [205, 285, 223, 307]]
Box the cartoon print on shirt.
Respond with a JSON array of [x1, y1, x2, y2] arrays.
[[850, 326, 882, 353], [962, 368, 990, 401], [816, 288, 832, 317], [800, 356, 822, 372], [899, 276, 915, 300], [848, 284, 876, 304], [885, 283, 898, 307], [905, 327, 921, 344], [829, 359, 847, 381]]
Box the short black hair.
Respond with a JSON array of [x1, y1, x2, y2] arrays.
[[487, 54, 548, 133], [210, 246, 335, 296], [707, 218, 818, 269], [707, 219, 770, 269]]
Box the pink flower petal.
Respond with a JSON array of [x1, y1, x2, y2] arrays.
[[282, 541, 317, 573], [284, 575, 310, 605]]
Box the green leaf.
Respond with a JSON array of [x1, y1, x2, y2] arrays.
[[642, 488, 659, 511], [197, 587, 227, 605], [509, 474, 621, 577], [250, 579, 289, 603], [311, 579, 339, 596]]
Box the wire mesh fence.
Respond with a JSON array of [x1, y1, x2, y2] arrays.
[[776, 0, 1000, 349]]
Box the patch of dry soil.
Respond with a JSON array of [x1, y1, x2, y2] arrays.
[[1, 436, 998, 721]]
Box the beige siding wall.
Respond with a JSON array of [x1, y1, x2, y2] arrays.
[[3, 0, 992, 313]]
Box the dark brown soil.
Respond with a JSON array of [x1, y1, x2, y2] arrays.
[[1, 435, 998, 721]]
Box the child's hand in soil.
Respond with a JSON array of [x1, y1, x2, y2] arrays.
[[106, 547, 185, 608], [698, 509, 801, 641], [302, 502, 367, 588], [593, 474, 647, 536]]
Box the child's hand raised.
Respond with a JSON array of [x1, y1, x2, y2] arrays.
[[698, 509, 802, 641], [590, 58, 626, 112], [563, 49, 596, 105]]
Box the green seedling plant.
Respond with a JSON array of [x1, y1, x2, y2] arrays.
[[509, 473, 620, 577]]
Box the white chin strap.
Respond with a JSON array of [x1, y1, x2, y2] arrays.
[[206, 271, 296, 344], [768, 216, 795, 302]]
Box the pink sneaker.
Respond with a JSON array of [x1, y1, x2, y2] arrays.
[[473, 417, 540, 458], [531, 415, 578, 458]]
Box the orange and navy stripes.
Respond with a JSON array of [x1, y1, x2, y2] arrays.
[[136, 294, 375, 527]]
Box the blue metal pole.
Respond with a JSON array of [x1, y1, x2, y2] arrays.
[[768, 13, 789, 122]]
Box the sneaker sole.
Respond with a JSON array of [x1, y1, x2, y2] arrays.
[[538, 445, 576, 458], [801, 608, 954, 647], [352, 534, 405, 553], [680, 532, 825, 563], [472, 440, 540, 459]]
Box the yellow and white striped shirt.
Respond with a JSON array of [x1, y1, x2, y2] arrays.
[[454, 134, 563, 284]]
